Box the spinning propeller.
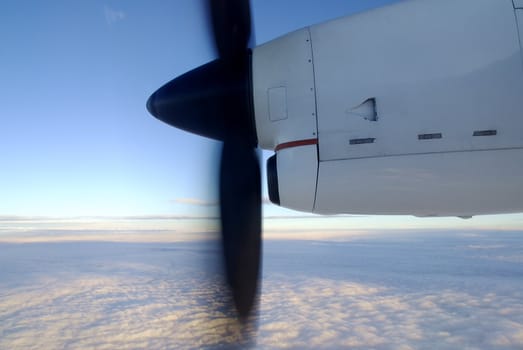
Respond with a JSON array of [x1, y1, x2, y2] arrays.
[[146, 0, 261, 318]]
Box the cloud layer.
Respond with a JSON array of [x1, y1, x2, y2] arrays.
[[1, 232, 523, 349], [171, 198, 219, 207]]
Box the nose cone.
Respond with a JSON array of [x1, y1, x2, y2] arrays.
[[146, 92, 157, 117], [146, 54, 254, 143]]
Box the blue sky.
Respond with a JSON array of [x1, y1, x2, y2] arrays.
[[1, 0, 522, 232]]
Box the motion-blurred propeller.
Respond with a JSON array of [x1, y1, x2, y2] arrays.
[[146, 0, 261, 319]]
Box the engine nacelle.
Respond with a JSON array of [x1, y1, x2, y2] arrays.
[[265, 145, 318, 213], [253, 0, 523, 217], [252, 27, 319, 213]]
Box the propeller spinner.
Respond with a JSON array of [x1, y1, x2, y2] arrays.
[[146, 0, 261, 318]]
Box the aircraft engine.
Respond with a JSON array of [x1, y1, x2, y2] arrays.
[[254, 0, 523, 218], [252, 27, 319, 213]]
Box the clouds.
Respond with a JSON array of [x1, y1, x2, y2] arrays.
[[1, 233, 523, 349], [172, 197, 276, 207], [0, 259, 248, 349], [2, 269, 523, 349], [171, 198, 218, 207], [104, 5, 125, 24], [0, 216, 219, 242], [0, 232, 523, 349], [255, 277, 523, 349]]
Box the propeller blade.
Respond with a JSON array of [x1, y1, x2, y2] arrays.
[[219, 139, 261, 318], [147, 0, 261, 319], [208, 0, 252, 58]]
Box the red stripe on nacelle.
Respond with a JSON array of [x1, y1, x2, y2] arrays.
[[274, 138, 318, 152]]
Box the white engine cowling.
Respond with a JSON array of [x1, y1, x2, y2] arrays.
[[253, 0, 523, 217], [252, 27, 319, 213]]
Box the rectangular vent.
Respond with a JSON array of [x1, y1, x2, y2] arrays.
[[349, 138, 375, 145], [418, 133, 442, 140], [473, 130, 497, 137]]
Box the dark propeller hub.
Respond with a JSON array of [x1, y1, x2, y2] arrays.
[[147, 52, 255, 146]]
